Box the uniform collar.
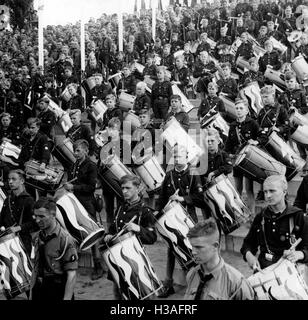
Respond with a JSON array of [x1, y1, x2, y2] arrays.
[[40, 222, 61, 242]]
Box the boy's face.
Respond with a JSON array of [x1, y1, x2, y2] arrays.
[[136, 86, 145, 96], [157, 69, 165, 80], [265, 43, 273, 52], [250, 62, 259, 72], [139, 113, 149, 126], [106, 98, 115, 109], [222, 66, 231, 77], [208, 85, 217, 96], [123, 67, 130, 77], [163, 47, 170, 55], [146, 57, 153, 65], [285, 77, 296, 90]]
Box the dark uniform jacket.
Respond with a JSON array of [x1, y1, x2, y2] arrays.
[[0, 125, 21, 145], [203, 149, 233, 180], [116, 74, 137, 95], [278, 89, 308, 114], [0, 190, 37, 255], [198, 95, 226, 119], [101, 107, 123, 130], [258, 50, 281, 73], [107, 198, 157, 245], [224, 116, 260, 154], [37, 109, 57, 138], [151, 80, 173, 119], [160, 54, 174, 71], [217, 77, 238, 100], [68, 156, 97, 216], [142, 64, 158, 80], [171, 65, 190, 93], [193, 61, 217, 93], [294, 176, 308, 212], [257, 103, 290, 144], [240, 203, 308, 268], [90, 83, 113, 101], [158, 166, 204, 222], [19, 132, 50, 166], [67, 94, 84, 112], [235, 42, 254, 61], [66, 124, 95, 156], [133, 94, 151, 115], [183, 52, 195, 71], [166, 111, 190, 132]]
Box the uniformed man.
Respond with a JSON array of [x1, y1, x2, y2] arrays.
[[160, 44, 175, 72], [258, 39, 281, 73], [216, 62, 238, 101], [0, 112, 21, 146], [240, 57, 265, 89], [32, 197, 78, 300], [170, 56, 190, 96], [184, 218, 254, 300], [132, 82, 151, 115], [234, 32, 254, 62], [64, 139, 104, 280], [224, 99, 260, 215], [0, 169, 37, 256], [103, 174, 157, 299], [116, 65, 137, 96], [90, 73, 113, 102], [241, 175, 308, 270], [66, 83, 85, 112], [100, 93, 123, 130], [157, 145, 205, 298], [36, 96, 57, 138], [151, 66, 173, 121], [66, 109, 95, 156]]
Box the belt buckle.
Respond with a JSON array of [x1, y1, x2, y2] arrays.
[[265, 253, 274, 262]]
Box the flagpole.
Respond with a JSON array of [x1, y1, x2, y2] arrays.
[[118, 0, 123, 51], [152, 0, 157, 41], [80, 17, 86, 72], [38, 0, 44, 71]]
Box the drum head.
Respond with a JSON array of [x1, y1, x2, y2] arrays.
[[80, 228, 105, 251]]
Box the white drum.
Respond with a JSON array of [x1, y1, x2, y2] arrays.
[[291, 124, 308, 144], [201, 112, 230, 139], [269, 36, 288, 54], [240, 81, 263, 117], [291, 55, 308, 84], [171, 84, 195, 113], [219, 94, 237, 120], [118, 92, 135, 111], [264, 67, 286, 88], [89, 99, 108, 126], [86, 76, 97, 90], [61, 87, 72, 102], [108, 73, 122, 88]]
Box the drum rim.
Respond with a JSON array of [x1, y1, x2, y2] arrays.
[[0, 232, 17, 243], [104, 231, 135, 249], [80, 228, 105, 251]]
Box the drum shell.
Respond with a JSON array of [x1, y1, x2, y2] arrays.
[[52, 137, 76, 169], [155, 201, 196, 270], [290, 124, 308, 144], [133, 155, 165, 192], [108, 73, 122, 89], [0, 141, 21, 161], [100, 232, 162, 300], [201, 112, 230, 138], [264, 132, 306, 180], [264, 67, 286, 88], [0, 233, 32, 299], [269, 36, 287, 54], [292, 55, 308, 83], [118, 92, 135, 111], [88, 100, 108, 126], [58, 113, 73, 134], [205, 175, 251, 234], [171, 84, 194, 113], [61, 87, 72, 102], [236, 57, 250, 72], [218, 95, 237, 120], [234, 144, 286, 184], [240, 81, 263, 117]]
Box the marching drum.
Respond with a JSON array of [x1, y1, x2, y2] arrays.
[[206, 38, 216, 50], [130, 61, 145, 74], [100, 232, 162, 300], [201, 112, 230, 140], [230, 38, 242, 56], [118, 92, 135, 111], [240, 81, 263, 118], [88, 99, 107, 126], [56, 192, 105, 251], [290, 109, 308, 127], [264, 131, 306, 181], [161, 117, 204, 165], [247, 259, 308, 300], [236, 56, 250, 73], [98, 154, 132, 199], [190, 40, 199, 54], [218, 94, 237, 120], [132, 154, 165, 193], [52, 137, 76, 169], [155, 201, 196, 271], [204, 174, 251, 234], [124, 112, 141, 132], [264, 67, 286, 88], [234, 144, 287, 184], [0, 188, 6, 212], [24, 160, 64, 192], [47, 95, 65, 119], [86, 76, 96, 90], [291, 55, 308, 85], [171, 84, 195, 113], [58, 112, 73, 134], [94, 130, 109, 148], [108, 73, 122, 89], [290, 124, 308, 145], [144, 75, 155, 90], [60, 87, 72, 102], [268, 36, 288, 54], [0, 232, 32, 299], [0, 141, 21, 163]]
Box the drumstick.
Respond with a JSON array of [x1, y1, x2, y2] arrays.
[[290, 238, 302, 251], [112, 215, 137, 242], [55, 177, 78, 191]]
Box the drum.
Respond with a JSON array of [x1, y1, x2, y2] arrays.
[[144, 75, 155, 91], [88, 99, 107, 126], [201, 112, 230, 140], [86, 76, 96, 90], [171, 84, 195, 113], [269, 36, 288, 54], [61, 87, 72, 102], [264, 131, 306, 181], [290, 110, 308, 127], [264, 67, 286, 88], [174, 50, 185, 59], [58, 112, 73, 134], [56, 192, 105, 251], [218, 94, 237, 120], [190, 40, 199, 54], [240, 81, 263, 118], [252, 44, 266, 57], [47, 95, 65, 119], [108, 73, 122, 89], [124, 112, 141, 132], [24, 160, 64, 192], [236, 56, 250, 73], [94, 130, 109, 148], [118, 92, 135, 111], [0, 233, 32, 299], [100, 232, 162, 300], [131, 62, 145, 74], [161, 117, 204, 165], [247, 259, 308, 300], [291, 55, 308, 84], [98, 154, 132, 198], [290, 124, 308, 145], [0, 141, 21, 162], [132, 154, 165, 193], [230, 38, 242, 56], [0, 188, 6, 212], [52, 137, 76, 169], [155, 201, 196, 271], [204, 174, 251, 234], [234, 144, 287, 184]]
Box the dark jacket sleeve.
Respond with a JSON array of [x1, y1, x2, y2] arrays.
[[20, 196, 38, 233], [293, 177, 308, 212], [183, 174, 204, 208], [213, 151, 233, 177], [38, 134, 51, 164], [139, 208, 157, 244], [158, 175, 171, 212], [72, 161, 97, 194], [294, 210, 308, 264]]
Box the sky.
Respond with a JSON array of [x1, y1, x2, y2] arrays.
[[33, 0, 170, 26]]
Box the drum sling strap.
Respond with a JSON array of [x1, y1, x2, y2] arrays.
[[8, 195, 24, 227], [68, 126, 82, 141]]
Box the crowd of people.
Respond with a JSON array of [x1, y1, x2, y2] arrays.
[[0, 0, 308, 301]]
